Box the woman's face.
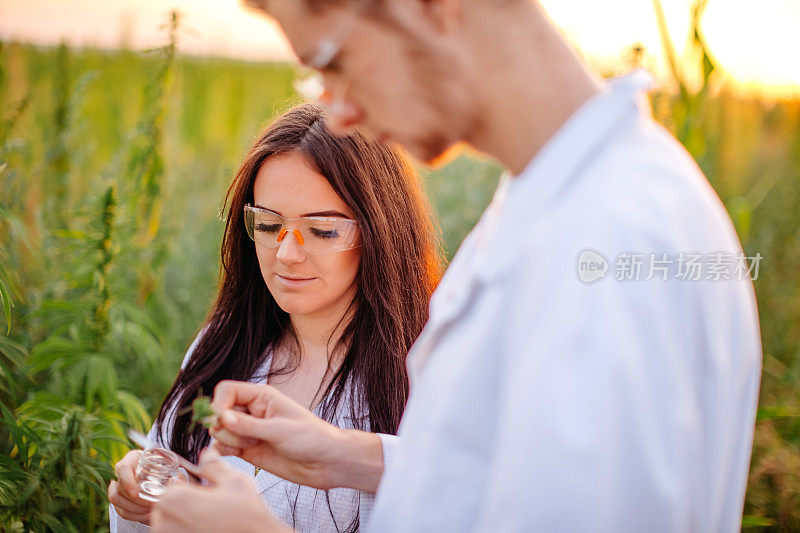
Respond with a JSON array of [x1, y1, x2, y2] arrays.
[[252, 151, 361, 320]]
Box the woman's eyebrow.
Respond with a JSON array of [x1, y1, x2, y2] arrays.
[[301, 210, 349, 218], [253, 204, 349, 218]]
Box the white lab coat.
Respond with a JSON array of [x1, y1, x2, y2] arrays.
[[368, 70, 762, 532]]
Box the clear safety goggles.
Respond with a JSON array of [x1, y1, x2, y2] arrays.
[[244, 204, 360, 255]]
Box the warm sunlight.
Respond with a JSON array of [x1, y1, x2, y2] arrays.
[[2, 1, 799, 531], [1, 0, 798, 97], [543, 0, 800, 97]]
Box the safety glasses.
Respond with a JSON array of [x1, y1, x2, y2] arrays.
[[293, 0, 370, 114], [244, 204, 360, 255]]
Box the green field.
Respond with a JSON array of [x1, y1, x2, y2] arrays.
[[1, 26, 799, 532]]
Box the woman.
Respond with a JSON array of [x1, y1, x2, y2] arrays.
[[108, 103, 442, 532]]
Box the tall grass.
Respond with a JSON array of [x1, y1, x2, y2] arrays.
[[0, 5, 798, 530], [652, 2, 800, 529], [0, 14, 181, 529]]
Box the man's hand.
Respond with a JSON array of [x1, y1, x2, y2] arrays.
[[151, 449, 291, 533], [209, 380, 384, 492]]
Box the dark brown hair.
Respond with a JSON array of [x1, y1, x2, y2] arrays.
[[154, 103, 442, 470]]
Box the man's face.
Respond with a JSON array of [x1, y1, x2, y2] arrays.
[[266, 0, 476, 164]]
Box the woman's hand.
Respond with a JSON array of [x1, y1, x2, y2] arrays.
[[209, 380, 384, 492], [151, 448, 290, 533], [108, 450, 153, 525]]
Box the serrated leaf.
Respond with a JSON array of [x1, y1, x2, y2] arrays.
[[28, 338, 91, 373]]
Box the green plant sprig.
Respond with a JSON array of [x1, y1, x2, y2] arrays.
[[182, 396, 219, 431]]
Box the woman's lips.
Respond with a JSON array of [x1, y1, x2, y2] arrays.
[[276, 274, 315, 288]]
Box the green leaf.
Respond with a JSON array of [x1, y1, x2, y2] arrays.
[[701, 50, 715, 84], [0, 278, 12, 334], [18, 475, 41, 506], [189, 395, 218, 430], [59, 354, 117, 409], [0, 337, 27, 400], [741, 514, 775, 528], [115, 390, 151, 432], [29, 300, 86, 329], [0, 335, 26, 365], [728, 196, 753, 243], [115, 321, 164, 367], [652, 0, 689, 102], [28, 338, 91, 374], [757, 405, 800, 421], [18, 391, 73, 420], [53, 229, 88, 240]]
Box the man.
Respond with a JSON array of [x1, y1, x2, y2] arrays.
[[152, 0, 762, 531]]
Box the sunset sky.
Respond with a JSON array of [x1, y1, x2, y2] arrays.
[[1, 0, 798, 97]]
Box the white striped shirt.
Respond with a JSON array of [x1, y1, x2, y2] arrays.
[[111, 336, 374, 533]]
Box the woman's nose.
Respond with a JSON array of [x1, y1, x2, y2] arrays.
[[275, 230, 306, 264]]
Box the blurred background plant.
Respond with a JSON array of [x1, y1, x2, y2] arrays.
[[0, 2, 798, 530], [650, 2, 800, 529]]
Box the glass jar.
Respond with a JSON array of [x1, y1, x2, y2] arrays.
[[135, 448, 179, 502]]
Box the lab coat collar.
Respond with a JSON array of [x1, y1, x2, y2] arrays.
[[472, 69, 655, 283], [408, 70, 655, 375]]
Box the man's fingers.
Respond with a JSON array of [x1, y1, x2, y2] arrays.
[[199, 447, 221, 464], [211, 440, 242, 456], [150, 506, 168, 532], [217, 408, 284, 443], [210, 424, 258, 449], [152, 485, 195, 532], [197, 448, 235, 485], [211, 381, 269, 413]]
